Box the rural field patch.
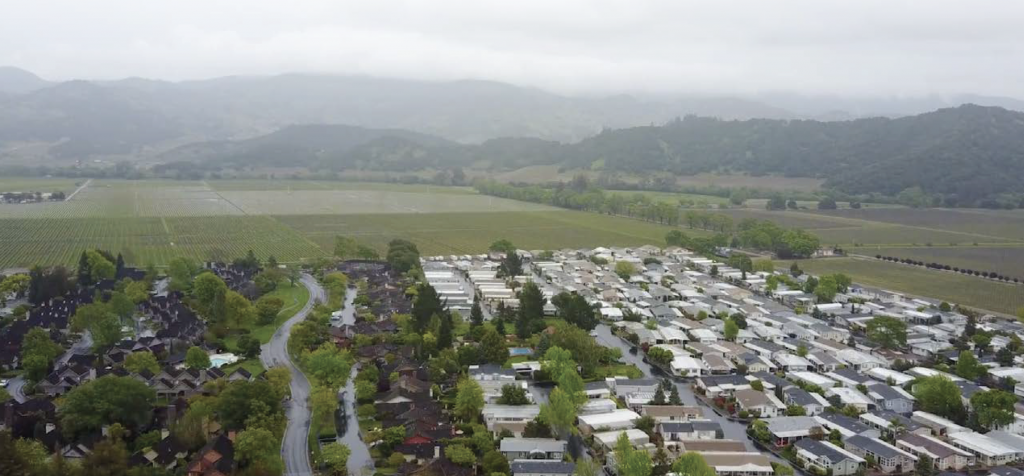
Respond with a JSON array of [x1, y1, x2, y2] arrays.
[[276, 211, 687, 256], [220, 190, 554, 215], [851, 246, 1024, 280], [781, 257, 1024, 316], [0, 215, 325, 269], [809, 208, 1024, 242]]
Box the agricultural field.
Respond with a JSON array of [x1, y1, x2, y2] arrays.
[[219, 189, 552, 215], [0, 215, 326, 269], [276, 211, 691, 256], [850, 245, 1024, 280], [0, 179, 684, 269], [781, 257, 1024, 316], [607, 189, 730, 207], [0, 178, 82, 194], [809, 207, 1024, 242]]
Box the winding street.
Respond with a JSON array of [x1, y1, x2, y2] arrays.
[[260, 274, 325, 476]]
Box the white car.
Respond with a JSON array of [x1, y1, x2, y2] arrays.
[[0, 379, 9, 387]]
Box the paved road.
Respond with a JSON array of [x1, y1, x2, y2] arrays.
[[65, 179, 92, 201], [260, 274, 324, 476], [7, 332, 92, 403], [334, 287, 375, 476]]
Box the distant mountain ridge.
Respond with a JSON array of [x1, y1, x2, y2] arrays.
[[0, 66, 51, 93], [169, 104, 1024, 205], [0, 67, 799, 155]]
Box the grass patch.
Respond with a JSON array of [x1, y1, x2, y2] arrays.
[[592, 364, 644, 380], [219, 358, 265, 377], [781, 257, 1024, 316], [251, 282, 311, 343]]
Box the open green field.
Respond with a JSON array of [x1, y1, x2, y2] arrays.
[[276, 211, 694, 256], [850, 245, 1024, 279], [781, 257, 1024, 316], [809, 207, 1024, 241], [607, 189, 730, 207], [0, 179, 548, 218], [0, 215, 327, 268], [0, 178, 83, 194], [0, 179, 683, 268]]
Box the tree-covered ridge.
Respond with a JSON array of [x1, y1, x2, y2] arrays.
[[561, 104, 1024, 206]]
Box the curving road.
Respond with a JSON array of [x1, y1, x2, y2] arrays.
[[261, 274, 325, 476]]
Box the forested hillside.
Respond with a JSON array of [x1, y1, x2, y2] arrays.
[[171, 104, 1024, 205]]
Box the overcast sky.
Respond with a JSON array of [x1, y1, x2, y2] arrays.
[[3, 0, 1024, 98]]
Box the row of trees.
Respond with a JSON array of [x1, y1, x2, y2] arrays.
[[476, 180, 683, 225], [875, 255, 1020, 283]]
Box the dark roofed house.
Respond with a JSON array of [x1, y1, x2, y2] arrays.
[[187, 433, 235, 476], [511, 460, 576, 476]]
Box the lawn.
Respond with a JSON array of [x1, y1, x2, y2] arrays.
[[780, 257, 1024, 316], [278, 210, 692, 256], [224, 281, 311, 352], [219, 358, 265, 377]]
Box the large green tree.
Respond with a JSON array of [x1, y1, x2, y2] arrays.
[[540, 387, 578, 438], [866, 316, 907, 349], [59, 376, 157, 438], [955, 351, 987, 381], [615, 430, 653, 476], [124, 351, 160, 375], [454, 378, 485, 422], [970, 389, 1017, 430], [516, 282, 546, 338], [552, 292, 598, 331], [913, 376, 967, 424], [20, 328, 63, 382]]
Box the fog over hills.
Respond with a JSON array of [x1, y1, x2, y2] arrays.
[[6, 66, 1024, 158]]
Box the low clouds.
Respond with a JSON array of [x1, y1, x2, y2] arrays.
[[3, 0, 1024, 97]]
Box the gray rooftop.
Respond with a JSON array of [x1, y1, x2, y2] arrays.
[[511, 461, 576, 475], [795, 438, 858, 464]]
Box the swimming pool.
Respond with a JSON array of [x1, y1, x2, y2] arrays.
[[209, 353, 240, 368], [508, 347, 533, 357]]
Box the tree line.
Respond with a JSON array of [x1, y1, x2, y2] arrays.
[[874, 255, 1020, 284]]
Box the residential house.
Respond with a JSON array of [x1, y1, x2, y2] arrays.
[[734, 389, 785, 418], [499, 438, 567, 461], [482, 405, 542, 437], [658, 421, 722, 441], [511, 460, 576, 476], [187, 434, 235, 476], [641, 405, 703, 423], [816, 413, 881, 440], [896, 433, 973, 470], [794, 438, 865, 476], [782, 387, 830, 416], [698, 452, 774, 476], [765, 416, 823, 446], [864, 383, 915, 415], [577, 409, 640, 435], [947, 432, 1023, 466], [845, 435, 918, 474]]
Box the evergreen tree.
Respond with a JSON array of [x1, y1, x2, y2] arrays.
[[437, 313, 454, 350], [115, 253, 125, 277], [651, 386, 667, 405], [470, 300, 484, 328], [78, 251, 92, 286], [668, 385, 682, 405], [412, 283, 444, 333], [516, 282, 546, 338]]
